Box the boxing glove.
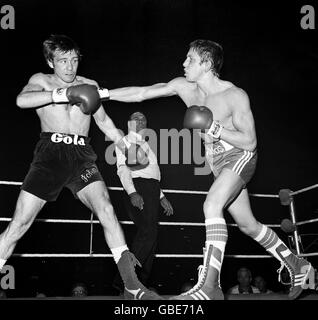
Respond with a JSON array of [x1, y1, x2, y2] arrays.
[[52, 84, 100, 115], [183, 105, 223, 139]]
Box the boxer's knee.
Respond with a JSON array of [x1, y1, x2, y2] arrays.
[[203, 197, 224, 218]]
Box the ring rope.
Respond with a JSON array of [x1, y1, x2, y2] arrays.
[[290, 184, 318, 196], [2, 216, 316, 228], [0, 180, 296, 198], [0, 217, 281, 228], [0, 180, 278, 197], [1, 181, 317, 197], [296, 218, 318, 226], [11, 252, 318, 258]]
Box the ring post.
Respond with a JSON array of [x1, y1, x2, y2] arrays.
[[279, 189, 301, 255], [89, 212, 94, 255]]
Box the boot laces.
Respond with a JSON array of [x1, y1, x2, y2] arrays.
[[277, 261, 294, 287], [181, 265, 206, 296]]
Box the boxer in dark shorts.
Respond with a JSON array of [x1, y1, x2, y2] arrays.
[[22, 132, 103, 201], [0, 34, 162, 300]]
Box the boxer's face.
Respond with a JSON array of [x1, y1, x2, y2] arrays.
[[183, 49, 207, 82], [48, 49, 79, 83]]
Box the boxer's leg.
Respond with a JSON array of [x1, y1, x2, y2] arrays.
[[172, 168, 243, 300], [228, 189, 313, 299], [77, 180, 163, 300], [0, 190, 46, 269]]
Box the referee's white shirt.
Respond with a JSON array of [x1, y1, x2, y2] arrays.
[[115, 131, 164, 198]]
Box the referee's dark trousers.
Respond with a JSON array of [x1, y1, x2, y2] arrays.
[[113, 178, 161, 291]]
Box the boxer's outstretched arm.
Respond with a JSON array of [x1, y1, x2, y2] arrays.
[[93, 106, 124, 144], [220, 89, 257, 151], [16, 73, 53, 109], [109, 78, 181, 102]]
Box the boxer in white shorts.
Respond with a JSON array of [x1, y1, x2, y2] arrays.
[[106, 39, 313, 300], [205, 139, 257, 187]]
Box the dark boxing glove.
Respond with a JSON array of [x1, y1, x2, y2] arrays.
[[183, 105, 223, 139], [52, 84, 100, 115]]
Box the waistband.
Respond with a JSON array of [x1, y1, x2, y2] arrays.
[[205, 139, 257, 157], [205, 139, 234, 156], [40, 132, 91, 146]]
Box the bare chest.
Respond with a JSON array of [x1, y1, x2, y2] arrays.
[[37, 75, 91, 134], [181, 89, 234, 143], [37, 102, 90, 134], [38, 103, 83, 119], [182, 92, 232, 123]]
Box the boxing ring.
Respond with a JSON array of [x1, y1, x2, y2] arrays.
[[0, 180, 318, 300]]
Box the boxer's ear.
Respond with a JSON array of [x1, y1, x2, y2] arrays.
[[204, 60, 212, 73], [47, 59, 54, 69]]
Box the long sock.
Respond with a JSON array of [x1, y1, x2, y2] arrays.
[[253, 224, 292, 261], [111, 245, 129, 264], [0, 259, 6, 271], [205, 218, 228, 283]]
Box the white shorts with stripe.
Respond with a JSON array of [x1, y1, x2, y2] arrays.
[[205, 140, 257, 185]]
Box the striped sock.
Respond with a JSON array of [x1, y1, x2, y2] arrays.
[[0, 259, 6, 271], [205, 218, 228, 272], [253, 224, 292, 261]]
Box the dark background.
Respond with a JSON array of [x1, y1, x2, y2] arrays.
[[0, 0, 317, 297]]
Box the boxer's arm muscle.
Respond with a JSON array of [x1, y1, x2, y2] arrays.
[[16, 73, 53, 109], [220, 90, 257, 151], [109, 79, 179, 102], [93, 107, 123, 144]]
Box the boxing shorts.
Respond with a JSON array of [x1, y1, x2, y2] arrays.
[[205, 139, 257, 186], [21, 132, 103, 201]]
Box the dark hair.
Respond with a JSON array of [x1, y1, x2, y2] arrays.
[[237, 267, 252, 278], [71, 282, 88, 296], [43, 34, 81, 63], [189, 39, 223, 77]]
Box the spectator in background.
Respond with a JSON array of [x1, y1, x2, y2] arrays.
[[227, 267, 260, 294], [35, 292, 47, 298], [0, 289, 7, 299], [253, 275, 273, 294], [71, 282, 88, 297]]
